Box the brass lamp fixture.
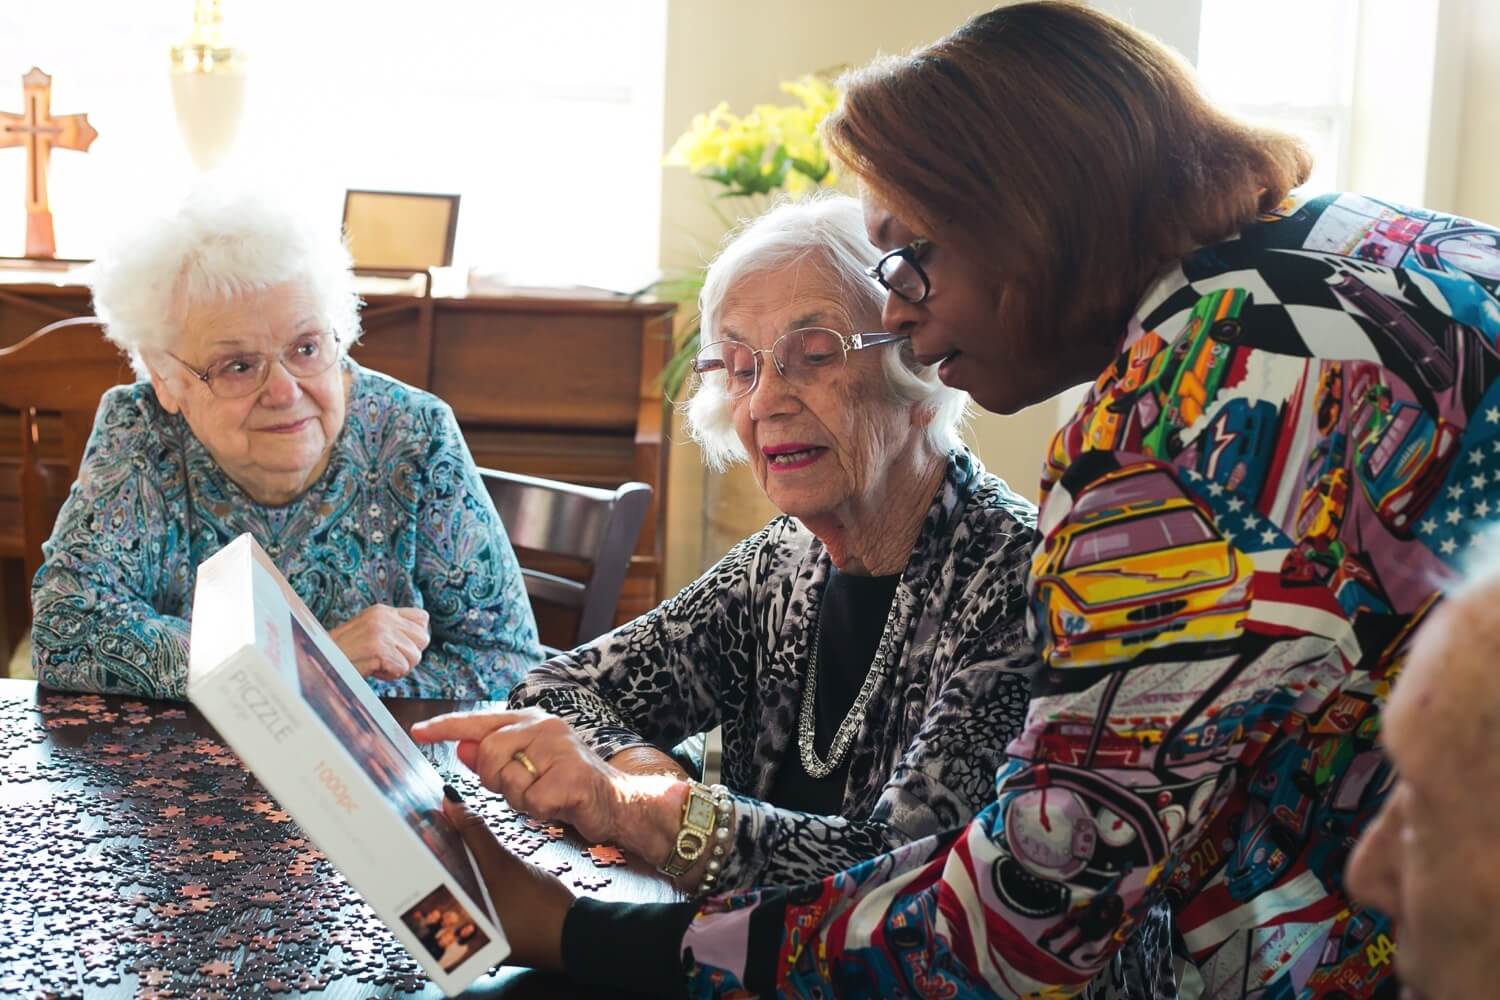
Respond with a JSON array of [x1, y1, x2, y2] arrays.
[[169, 0, 247, 170]]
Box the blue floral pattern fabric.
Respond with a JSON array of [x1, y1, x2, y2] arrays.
[[31, 363, 542, 700]]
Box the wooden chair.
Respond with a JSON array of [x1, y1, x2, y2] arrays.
[[482, 468, 707, 775], [0, 316, 135, 659], [480, 468, 651, 653]]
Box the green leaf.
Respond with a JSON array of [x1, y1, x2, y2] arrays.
[[660, 325, 702, 402], [651, 271, 707, 302], [788, 158, 828, 182]]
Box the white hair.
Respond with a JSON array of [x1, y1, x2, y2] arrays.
[[88, 186, 361, 379], [684, 192, 970, 470]]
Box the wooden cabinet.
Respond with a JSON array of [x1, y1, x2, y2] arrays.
[[0, 273, 675, 657]]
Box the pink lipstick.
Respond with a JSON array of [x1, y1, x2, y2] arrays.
[[762, 442, 827, 472]]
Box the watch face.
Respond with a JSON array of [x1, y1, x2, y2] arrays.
[[685, 793, 716, 829]]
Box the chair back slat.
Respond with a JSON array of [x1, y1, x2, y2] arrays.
[[479, 468, 651, 648], [521, 569, 587, 608], [493, 485, 615, 560]]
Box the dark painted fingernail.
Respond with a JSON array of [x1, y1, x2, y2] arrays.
[[443, 783, 464, 803]]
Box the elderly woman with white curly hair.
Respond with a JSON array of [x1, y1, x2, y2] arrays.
[[411, 193, 1038, 895], [31, 189, 542, 700]]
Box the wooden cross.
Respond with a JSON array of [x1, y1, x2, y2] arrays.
[[0, 67, 98, 258]]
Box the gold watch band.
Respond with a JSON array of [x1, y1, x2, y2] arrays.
[[658, 782, 716, 878]]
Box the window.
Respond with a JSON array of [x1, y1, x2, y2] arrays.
[[0, 1, 666, 290], [1196, 0, 1360, 195]]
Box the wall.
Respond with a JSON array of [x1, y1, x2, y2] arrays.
[[1089, 0, 1201, 59], [1454, 0, 1500, 223], [1342, 0, 1474, 211]]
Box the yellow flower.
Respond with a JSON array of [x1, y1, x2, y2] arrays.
[[783, 169, 814, 196], [663, 74, 841, 200], [780, 74, 839, 119]]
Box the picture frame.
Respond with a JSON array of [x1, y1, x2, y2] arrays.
[[341, 189, 461, 273]]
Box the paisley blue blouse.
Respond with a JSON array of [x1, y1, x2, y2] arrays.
[[31, 363, 542, 700]]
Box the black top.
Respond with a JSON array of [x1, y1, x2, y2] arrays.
[[765, 568, 901, 815], [563, 897, 696, 997]]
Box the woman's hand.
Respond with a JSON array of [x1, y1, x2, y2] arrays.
[[328, 605, 430, 680], [443, 792, 569, 971], [412, 708, 683, 865]]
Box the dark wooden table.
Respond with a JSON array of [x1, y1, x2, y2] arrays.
[[0, 679, 678, 998]]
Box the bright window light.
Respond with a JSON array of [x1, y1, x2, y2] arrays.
[[1196, 0, 1359, 196], [0, 0, 666, 290]]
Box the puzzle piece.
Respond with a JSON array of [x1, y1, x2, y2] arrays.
[[572, 873, 612, 892], [583, 844, 629, 867], [1, 691, 532, 996]]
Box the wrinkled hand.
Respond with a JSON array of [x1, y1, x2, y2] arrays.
[[412, 708, 674, 861], [328, 605, 429, 681], [443, 794, 568, 971]]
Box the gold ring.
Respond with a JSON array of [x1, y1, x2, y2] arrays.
[[512, 750, 539, 778]]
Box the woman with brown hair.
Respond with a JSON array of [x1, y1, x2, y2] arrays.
[[824, 0, 1312, 418], [423, 2, 1499, 996]]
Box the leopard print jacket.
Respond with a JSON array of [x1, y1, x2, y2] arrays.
[[508, 450, 1038, 890]]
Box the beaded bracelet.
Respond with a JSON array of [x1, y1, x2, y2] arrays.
[[694, 783, 734, 898]]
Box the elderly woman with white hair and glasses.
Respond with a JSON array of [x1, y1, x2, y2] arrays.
[[410, 193, 1038, 896], [30, 189, 542, 701]]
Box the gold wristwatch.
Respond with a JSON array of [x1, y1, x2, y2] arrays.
[[658, 782, 716, 878]]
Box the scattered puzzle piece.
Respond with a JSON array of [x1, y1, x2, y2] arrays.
[[572, 873, 612, 892], [583, 844, 629, 867], [505, 832, 546, 857], [0, 690, 621, 996]]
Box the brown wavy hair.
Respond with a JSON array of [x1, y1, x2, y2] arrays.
[[825, 0, 1312, 352]]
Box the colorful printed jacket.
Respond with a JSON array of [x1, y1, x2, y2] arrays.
[[32, 365, 542, 700], [564, 194, 1500, 998]]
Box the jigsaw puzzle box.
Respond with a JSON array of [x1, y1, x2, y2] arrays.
[[187, 533, 508, 996]]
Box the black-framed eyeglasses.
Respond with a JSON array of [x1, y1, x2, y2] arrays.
[[866, 238, 932, 304], [691, 327, 908, 400], [168, 330, 342, 400]]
